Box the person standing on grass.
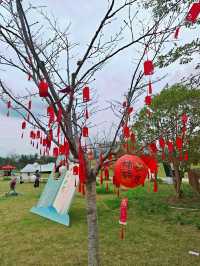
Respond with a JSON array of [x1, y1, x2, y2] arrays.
[[34, 170, 40, 188]]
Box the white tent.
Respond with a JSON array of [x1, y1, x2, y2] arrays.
[[20, 162, 54, 182]]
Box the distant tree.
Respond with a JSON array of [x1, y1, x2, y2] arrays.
[[134, 85, 200, 197]]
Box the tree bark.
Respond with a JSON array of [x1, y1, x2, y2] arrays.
[[86, 175, 100, 266], [172, 161, 183, 198]]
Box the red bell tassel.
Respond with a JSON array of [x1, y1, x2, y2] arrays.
[[153, 179, 158, 192]]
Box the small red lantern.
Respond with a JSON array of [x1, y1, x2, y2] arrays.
[[184, 151, 189, 161], [82, 126, 89, 137], [39, 80, 49, 97], [186, 3, 200, 23], [144, 60, 154, 75], [83, 86, 90, 102], [114, 155, 148, 188], [145, 95, 152, 106]]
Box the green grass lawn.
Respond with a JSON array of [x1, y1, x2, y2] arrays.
[[0, 180, 200, 266]]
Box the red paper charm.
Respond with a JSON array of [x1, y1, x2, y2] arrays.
[[186, 3, 200, 23], [83, 86, 90, 102], [39, 80, 49, 97], [145, 95, 152, 106], [82, 126, 89, 137]]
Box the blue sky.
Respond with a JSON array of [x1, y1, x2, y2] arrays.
[[0, 1, 198, 157]]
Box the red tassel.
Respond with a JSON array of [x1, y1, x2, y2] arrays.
[[85, 106, 89, 119], [182, 113, 188, 125], [144, 60, 154, 75], [83, 86, 90, 102], [153, 179, 158, 192], [186, 3, 200, 23], [39, 80, 49, 97], [184, 151, 189, 161], [120, 225, 125, 240], [176, 136, 183, 151], [28, 73, 32, 81], [148, 80, 152, 94], [174, 27, 180, 39], [27, 113, 30, 122], [57, 106, 62, 123], [159, 137, 165, 149], [47, 105, 55, 125], [28, 100, 32, 110]]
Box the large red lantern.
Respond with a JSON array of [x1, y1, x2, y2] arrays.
[[114, 155, 148, 188]]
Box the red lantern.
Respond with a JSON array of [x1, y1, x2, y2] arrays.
[[82, 126, 89, 137], [53, 147, 59, 157], [114, 155, 148, 188], [144, 60, 154, 75], [73, 165, 79, 175], [83, 86, 90, 102], [186, 3, 200, 23], [145, 95, 152, 106], [39, 80, 49, 97]]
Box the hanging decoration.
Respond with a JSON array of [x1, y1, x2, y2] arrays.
[[119, 198, 128, 240], [82, 126, 89, 137], [83, 86, 90, 102], [186, 3, 200, 23], [47, 105, 55, 127], [144, 60, 154, 75], [145, 95, 152, 106], [114, 154, 148, 189], [7, 100, 11, 117], [53, 147, 59, 158], [21, 121, 26, 139], [39, 80, 49, 97]]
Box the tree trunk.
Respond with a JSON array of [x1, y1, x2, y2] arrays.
[[172, 162, 183, 198], [86, 176, 100, 266]]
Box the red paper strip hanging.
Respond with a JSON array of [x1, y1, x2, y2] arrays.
[[176, 136, 183, 151], [123, 126, 130, 138], [82, 126, 89, 137], [39, 80, 49, 97], [22, 121, 26, 130], [186, 3, 200, 23], [167, 141, 174, 153], [47, 105, 55, 126], [144, 60, 154, 75], [119, 198, 128, 240], [174, 27, 180, 39], [53, 147, 59, 157], [83, 86, 90, 102], [184, 151, 189, 161]]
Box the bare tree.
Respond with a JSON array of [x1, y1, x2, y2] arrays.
[[0, 1, 181, 265]]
